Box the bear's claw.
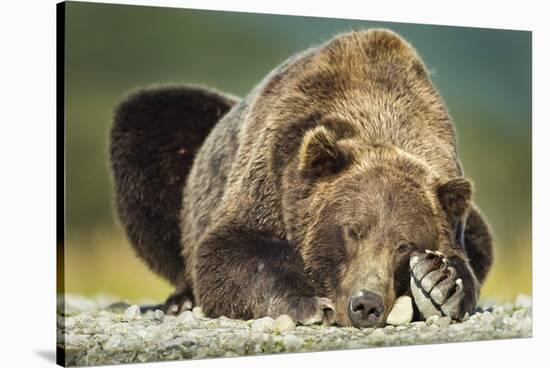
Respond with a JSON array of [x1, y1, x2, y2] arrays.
[[409, 250, 471, 321], [163, 290, 194, 315]]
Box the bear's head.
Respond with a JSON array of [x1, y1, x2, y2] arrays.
[[282, 119, 472, 328], [255, 29, 473, 327]]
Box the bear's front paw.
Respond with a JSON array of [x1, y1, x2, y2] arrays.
[[287, 296, 335, 326], [409, 250, 476, 321]]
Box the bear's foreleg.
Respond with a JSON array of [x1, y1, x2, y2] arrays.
[[193, 224, 335, 324]]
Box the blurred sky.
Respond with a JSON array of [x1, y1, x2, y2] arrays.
[[63, 2, 531, 301]]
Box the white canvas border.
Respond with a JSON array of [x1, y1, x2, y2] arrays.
[[0, 0, 545, 367]]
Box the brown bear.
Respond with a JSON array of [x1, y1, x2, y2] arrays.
[[110, 29, 493, 328]]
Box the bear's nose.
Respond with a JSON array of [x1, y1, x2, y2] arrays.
[[348, 290, 385, 328]]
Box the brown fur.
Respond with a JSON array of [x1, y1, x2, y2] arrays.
[[110, 85, 238, 308], [111, 29, 493, 326]]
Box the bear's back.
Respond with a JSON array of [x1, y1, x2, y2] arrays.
[[182, 29, 463, 257]]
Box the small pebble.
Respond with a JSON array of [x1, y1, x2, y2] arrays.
[[273, 314, 296, 332], [123, 305, 141, 319], [480, 311, 494, 325], [105, 302, 132, 313], [282, 334, 303, 351], [177, 311, 199, 327], [103, 334, 123, 351], [251, 317, 274, 332], [369, 329, 386, 339], [153, 309, 165, 322], [386, 296, 413, 325]]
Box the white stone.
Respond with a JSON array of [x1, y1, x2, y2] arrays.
[[153, 309, 165, 322], [480, 311, 494, 325], [282, 335, 303, 351], [123, 305, 141, 319], [251, 317, 274, 332], [386, 296, 413, 325], [177, 310, 199, 327], [273, 314, 296, 332], [369, 328, 386, 339], [103, 334, 123, 351]]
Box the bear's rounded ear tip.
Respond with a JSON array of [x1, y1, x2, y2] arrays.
[[298, 126, 349, 178], [437, 177, 473, 217], [446, 177, 472, 196], [438, 177, 472, 198]]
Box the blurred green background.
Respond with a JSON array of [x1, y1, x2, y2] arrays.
[[64, 2, 531, 302]]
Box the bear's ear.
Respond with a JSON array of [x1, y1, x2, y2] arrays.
[[298, 126, 351, 178], [437, 178, 472, 218], [437, 178, 472, 247]]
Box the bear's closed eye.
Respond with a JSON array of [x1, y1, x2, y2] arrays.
[[396, 243, 415, 256], [345, 226, 362, 242]]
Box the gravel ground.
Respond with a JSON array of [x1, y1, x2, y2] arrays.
[[57, 294, 532, 367]]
